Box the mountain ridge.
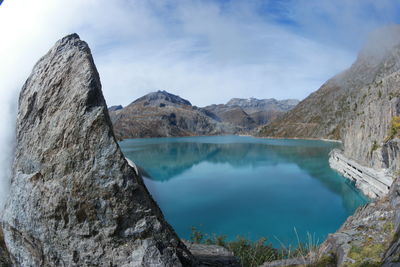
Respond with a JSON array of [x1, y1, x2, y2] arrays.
[[110, 93, 298, 139]]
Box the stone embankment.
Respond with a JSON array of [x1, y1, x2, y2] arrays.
[[329, 149, 393, 198]]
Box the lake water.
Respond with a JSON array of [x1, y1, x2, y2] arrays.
[[120, 135, 368, 247]]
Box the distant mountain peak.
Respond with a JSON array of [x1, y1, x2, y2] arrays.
[[226, 97, 299, 113], [108, 105, 123, 111], [131, 90, 192, 107]]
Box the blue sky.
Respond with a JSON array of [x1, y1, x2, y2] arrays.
[[2, 0, 400, 107]]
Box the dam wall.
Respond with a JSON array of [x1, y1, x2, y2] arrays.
[[329, 149, 393, 198]]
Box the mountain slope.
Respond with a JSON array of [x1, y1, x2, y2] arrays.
[[109, 91, 234, 139], [110, 91, 298, 139], [203, 97, 298, 130], [258, 25, 400, 172]]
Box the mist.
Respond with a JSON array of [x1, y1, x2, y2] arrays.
[[0, 0, 399, 208]]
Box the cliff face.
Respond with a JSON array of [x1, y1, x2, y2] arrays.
[[258, 26, 400, 174], [2, 34, 194, 266]]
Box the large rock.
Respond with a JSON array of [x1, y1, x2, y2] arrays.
[[2, 34, 194, 266], [0, 226, 11, 267]]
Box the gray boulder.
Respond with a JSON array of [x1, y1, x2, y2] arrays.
[[2, 34, 194, 266]]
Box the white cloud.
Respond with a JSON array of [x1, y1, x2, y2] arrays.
[[0, 0, 398, 206]]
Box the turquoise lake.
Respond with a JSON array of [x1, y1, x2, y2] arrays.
[[120, 135, 369, 247]]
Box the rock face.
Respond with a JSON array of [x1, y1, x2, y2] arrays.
[[317, 177, 400, 266], [2, 34, 194, 266], [0, 226, 11, 267], [183, 241, 240, 267], [258, 26, 400, 175], [110, 91, 233, 139]]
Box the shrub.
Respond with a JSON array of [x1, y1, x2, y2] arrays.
[[189, 227, 326, 267], [190, 228, 279, 267], [386, 116, 400, 140]]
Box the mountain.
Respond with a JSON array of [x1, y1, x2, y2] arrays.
[[109, 90, 235, 139], [204, 98, 299, 129], [226, 97, 299, 113], [110, 93, 298, 139], [260, 26, 400, 266], [2, 34, 194, 266], [202, 104, 258, 130], [108, 105, 123, 111], [258, 26, 400, 173]]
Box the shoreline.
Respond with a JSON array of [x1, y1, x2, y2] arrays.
[[255, 135, 342, 143], [119, 133, 343, 143]]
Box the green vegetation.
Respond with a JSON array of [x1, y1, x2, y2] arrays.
[[378, 90, 382, 98], [371, 141, 379, 153], [383, 221, 394, 233], [310, 254, 336, 267], [190, 227, 325, 267], [344, 225, 396, 267], [345, 243, 384, 267], [190, 227, 278, 266], [386, 116, 400, 141]]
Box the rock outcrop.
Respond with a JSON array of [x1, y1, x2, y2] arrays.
[[317, 177, 400, 266], [183, 241, 240, 267], [2, 34, 195, 266], [0, 226, 11, 267]]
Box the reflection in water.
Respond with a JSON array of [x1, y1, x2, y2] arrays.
[[120, 135, 368, 247]]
